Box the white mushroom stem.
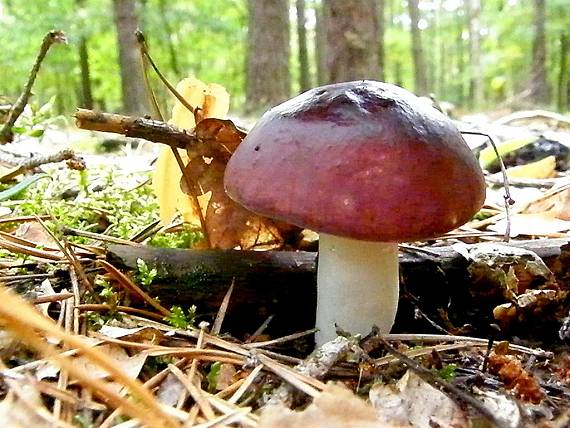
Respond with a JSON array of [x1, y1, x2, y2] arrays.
[[315, 233, 399, 345]]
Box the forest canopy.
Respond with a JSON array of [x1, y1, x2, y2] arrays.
[[0, 0, 568, 117]]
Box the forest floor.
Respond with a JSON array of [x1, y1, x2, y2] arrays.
[[1, 110, 570, 427]]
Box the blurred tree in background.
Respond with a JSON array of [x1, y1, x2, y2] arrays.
[[0, 0, 567, 117]]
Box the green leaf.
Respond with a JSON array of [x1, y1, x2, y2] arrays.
[[0, 174, 49, 201], [11, 126, 26, 134], [27, 129, 45, 138], [206, 362, 221, 393], [479, 137, 535, 169], [438, 364, 457, 380]]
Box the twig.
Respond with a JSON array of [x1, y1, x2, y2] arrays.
[[383, 333, 552, 358], [135, 31, 196, 117], [211, 279, 235, 335], [98, 259, 171, 317], [62, 226, 138, 246], [377, 337, 508, 428], [0, 149, 85, 182], [264, 336, 350, 406], [461, 130, 514, 241], [0, 31, 67, 144], [74, 109, 196, 150]]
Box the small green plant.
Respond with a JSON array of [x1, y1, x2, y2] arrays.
[[10, 96, 65, 140], [149, 227, 203, 249], [164, 305, 197, 329], [206, 361, 222, 393], [438, 363, 457, 380], [135, 258, 157, 289]]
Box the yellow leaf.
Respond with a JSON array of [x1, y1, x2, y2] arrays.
[[505, 155, 556, 179], [152, 77, 230, 224]]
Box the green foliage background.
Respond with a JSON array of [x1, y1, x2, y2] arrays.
[[0, 0, 568, 115]]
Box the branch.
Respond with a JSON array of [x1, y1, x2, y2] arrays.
[[0, 148, 85, 182], [74, 109, 197, 150], [0, 31, 67, 144]]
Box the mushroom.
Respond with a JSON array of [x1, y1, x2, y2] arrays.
[[224, 81, 485, 344]]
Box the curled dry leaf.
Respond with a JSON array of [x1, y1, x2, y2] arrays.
[[153, 77, 296, 249]]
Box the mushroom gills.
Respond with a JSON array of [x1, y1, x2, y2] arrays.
[[315, 233, 399, 345]]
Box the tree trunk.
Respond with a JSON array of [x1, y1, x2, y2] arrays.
[[76, 0, 94, 110], [158, 0, 182, 79], [112, 0, 149, 116], [324, 0, 380, 83], [378, 0, 386, 81], [77, 38, 94, 110], [296, 0, 311, 92], [557, 33, 569, 111], [455, 15, 466, 107], [407, 0, 429, 95], [466, 0, 483, 110], [315, 3, 328, 85], [528, 0, 549, 105], [246, 0, 291, 112]]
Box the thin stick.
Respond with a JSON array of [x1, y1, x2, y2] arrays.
[[170, 147, 211, 248], [0, 31, 67, 144], [211, 278, 234, 335], [384, 333, 552, 358], [74, 109, 196, 150], [99, 259, 171, 316], [169, 363, 216, 421], [62, 227, 138, 246], [135, 31, 196, 116], [461, 130, 514, 241], [0, 149, 85, 182]]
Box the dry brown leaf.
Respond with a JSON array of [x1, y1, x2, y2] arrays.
[[370, 371, 467, 428], [0, 381, 52, 428], [258, 382, 385, 428], [14, 222, 58, 248], [72, 344, 147, 384], [152, 77, 294, 249], [180, 113, 296, 250], [157, 372, 186, 406]]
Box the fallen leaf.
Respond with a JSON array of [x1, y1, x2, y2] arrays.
[[455, 242, 567, 329], [259, 382, 385, 428], [472, 388, 522, 428], [157, 372, 186, 406], [0, 381, 51, 428], [152, 77, 229, 225], [478, 137, 535, 169], [98, 325, 163, 344], [370, 371, 467, 428], [153, 76, 296, 249], [505, 155, 556, 179], [488, 212, 570, 236], [15, 222, 58, 249]]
